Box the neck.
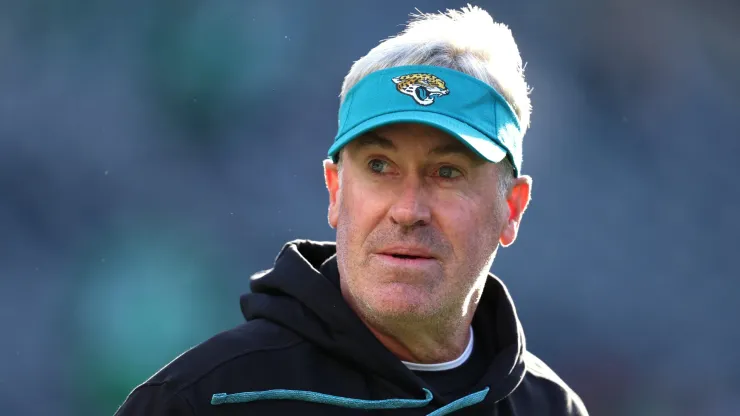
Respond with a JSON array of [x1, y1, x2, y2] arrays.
[[363, 318, 472, 364], [341, 286, 480, 364]]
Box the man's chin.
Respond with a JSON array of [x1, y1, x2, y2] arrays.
[[359, 284, 439, 321]]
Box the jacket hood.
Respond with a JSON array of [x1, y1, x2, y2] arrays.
[[240, 239, 528, 407]]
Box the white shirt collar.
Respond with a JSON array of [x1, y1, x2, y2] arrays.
[[402, 326, 474, 372]]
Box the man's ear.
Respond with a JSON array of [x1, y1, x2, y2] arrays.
[[323, 159, 340, 229], [499, 175, 532, 247]]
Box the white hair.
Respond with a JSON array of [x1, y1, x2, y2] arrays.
[[340, 4, 532, 134]]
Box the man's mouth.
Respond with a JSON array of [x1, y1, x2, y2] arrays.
[[387, 254, 431, 260], [377, 246, 436, 261]]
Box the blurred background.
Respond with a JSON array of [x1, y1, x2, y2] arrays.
[[1, 0, 738, 415]]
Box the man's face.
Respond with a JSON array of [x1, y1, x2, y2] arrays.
[[324, 123, 531, 328]]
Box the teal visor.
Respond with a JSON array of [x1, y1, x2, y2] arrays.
[[327, 65, 523, 177]]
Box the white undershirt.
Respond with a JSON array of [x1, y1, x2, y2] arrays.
[[402, 326, 474, 372]]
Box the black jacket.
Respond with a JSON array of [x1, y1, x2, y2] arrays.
[[115, 240, 588, 415]]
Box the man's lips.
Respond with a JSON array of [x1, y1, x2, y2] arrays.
[[376, 246, 436, 260]]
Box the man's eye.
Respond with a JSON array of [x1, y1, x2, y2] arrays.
[[437, 166, 462, 179], [368, 159, 389, 174]]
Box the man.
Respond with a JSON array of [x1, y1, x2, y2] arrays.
[[115, 5, 588, 415]]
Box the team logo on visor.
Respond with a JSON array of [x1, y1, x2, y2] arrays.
[[391, 73, 449, 106]]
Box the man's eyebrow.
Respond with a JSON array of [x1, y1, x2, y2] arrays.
[[428, 141, 485, 165], [353, 131, 397, 150], [428, 141, 471, 157], [354, 130, 485, 165]]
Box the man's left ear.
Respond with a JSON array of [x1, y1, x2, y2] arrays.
[[499, 175, 532, 247]]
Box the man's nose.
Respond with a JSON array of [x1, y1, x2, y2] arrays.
[[388, 178, 431, 229]]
